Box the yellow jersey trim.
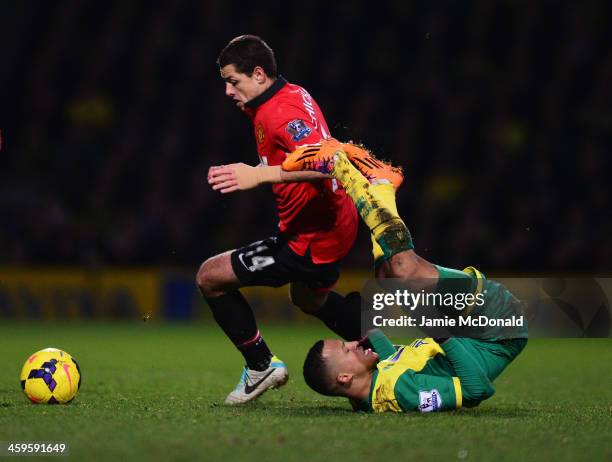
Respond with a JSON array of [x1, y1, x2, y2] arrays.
[[452, 377, 462, 408], [463, 266, 484, 295], [462, 266, 485, 314]]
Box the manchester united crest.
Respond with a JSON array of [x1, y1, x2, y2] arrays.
[[256, 124, 265, 144]]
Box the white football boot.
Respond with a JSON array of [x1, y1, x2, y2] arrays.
[[225, 356, 289, 405]]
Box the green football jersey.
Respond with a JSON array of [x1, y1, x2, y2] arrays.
[[357, 331, 462, 413]]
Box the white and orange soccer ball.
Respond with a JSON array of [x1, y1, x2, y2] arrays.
[[20, 348, 81, 404]]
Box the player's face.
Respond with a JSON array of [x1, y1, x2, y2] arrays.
[[322, 339, 379, 376], [220, 64, 264, 109]]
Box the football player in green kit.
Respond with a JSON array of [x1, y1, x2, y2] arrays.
[[282, 139, 528, 412]]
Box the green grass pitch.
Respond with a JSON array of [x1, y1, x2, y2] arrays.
[[0, 322, 610, 461]]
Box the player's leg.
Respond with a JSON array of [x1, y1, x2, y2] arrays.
[[197, 251, 273, 371], [196, 239, 289, 405], [289, 282, 362, 340], [334, 153, 413, 265], [285, 145, 436, 279], [453, 337, 528, 383], [196, 250, 240, 296], [274, 241, 361, 340], [199, 234, 364, 402], [284, 145, 480, 300]]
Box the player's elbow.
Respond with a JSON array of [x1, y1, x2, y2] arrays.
[[461, 373, 496, 403], [463, 381, 495, 403], [480, 382, 495, 400]]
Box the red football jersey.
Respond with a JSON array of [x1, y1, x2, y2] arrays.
[[243, 77, 358, 264]]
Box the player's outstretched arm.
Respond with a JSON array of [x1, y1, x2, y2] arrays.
[[279, 168, 331, 183], [208, 163, 330, 193]]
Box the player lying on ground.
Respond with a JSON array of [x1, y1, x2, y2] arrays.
[[282, 140, 528, 412], [304, 330, 521, 412]]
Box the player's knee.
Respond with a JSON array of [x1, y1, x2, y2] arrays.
[[289, 290, 315, 313], [288, 288, 300, 308], [297, 301, 323, 315], [289, 285, 325, 314], [388, 251, 436, 280], [196, 258, 222, 297], [388, 253, 421, 279]]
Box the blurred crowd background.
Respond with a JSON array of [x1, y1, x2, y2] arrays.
[[1, 0, 610, 273]]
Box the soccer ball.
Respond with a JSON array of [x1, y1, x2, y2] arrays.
[[20, 348, 82, 404]]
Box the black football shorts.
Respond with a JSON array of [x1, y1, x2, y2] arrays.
[[230, 235, 340, 290]]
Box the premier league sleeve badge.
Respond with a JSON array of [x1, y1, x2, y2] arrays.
[[286, 119, 312, 142]]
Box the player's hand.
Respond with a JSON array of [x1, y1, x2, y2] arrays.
[[208, 163, 255, 193], [208, 163, 282, 193]]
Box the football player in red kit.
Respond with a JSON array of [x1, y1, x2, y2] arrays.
[[197, 35, 360, 404]]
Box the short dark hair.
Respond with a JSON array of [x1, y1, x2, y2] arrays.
[[303, 340, 339, 397], [217, 35, 278, 78]]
